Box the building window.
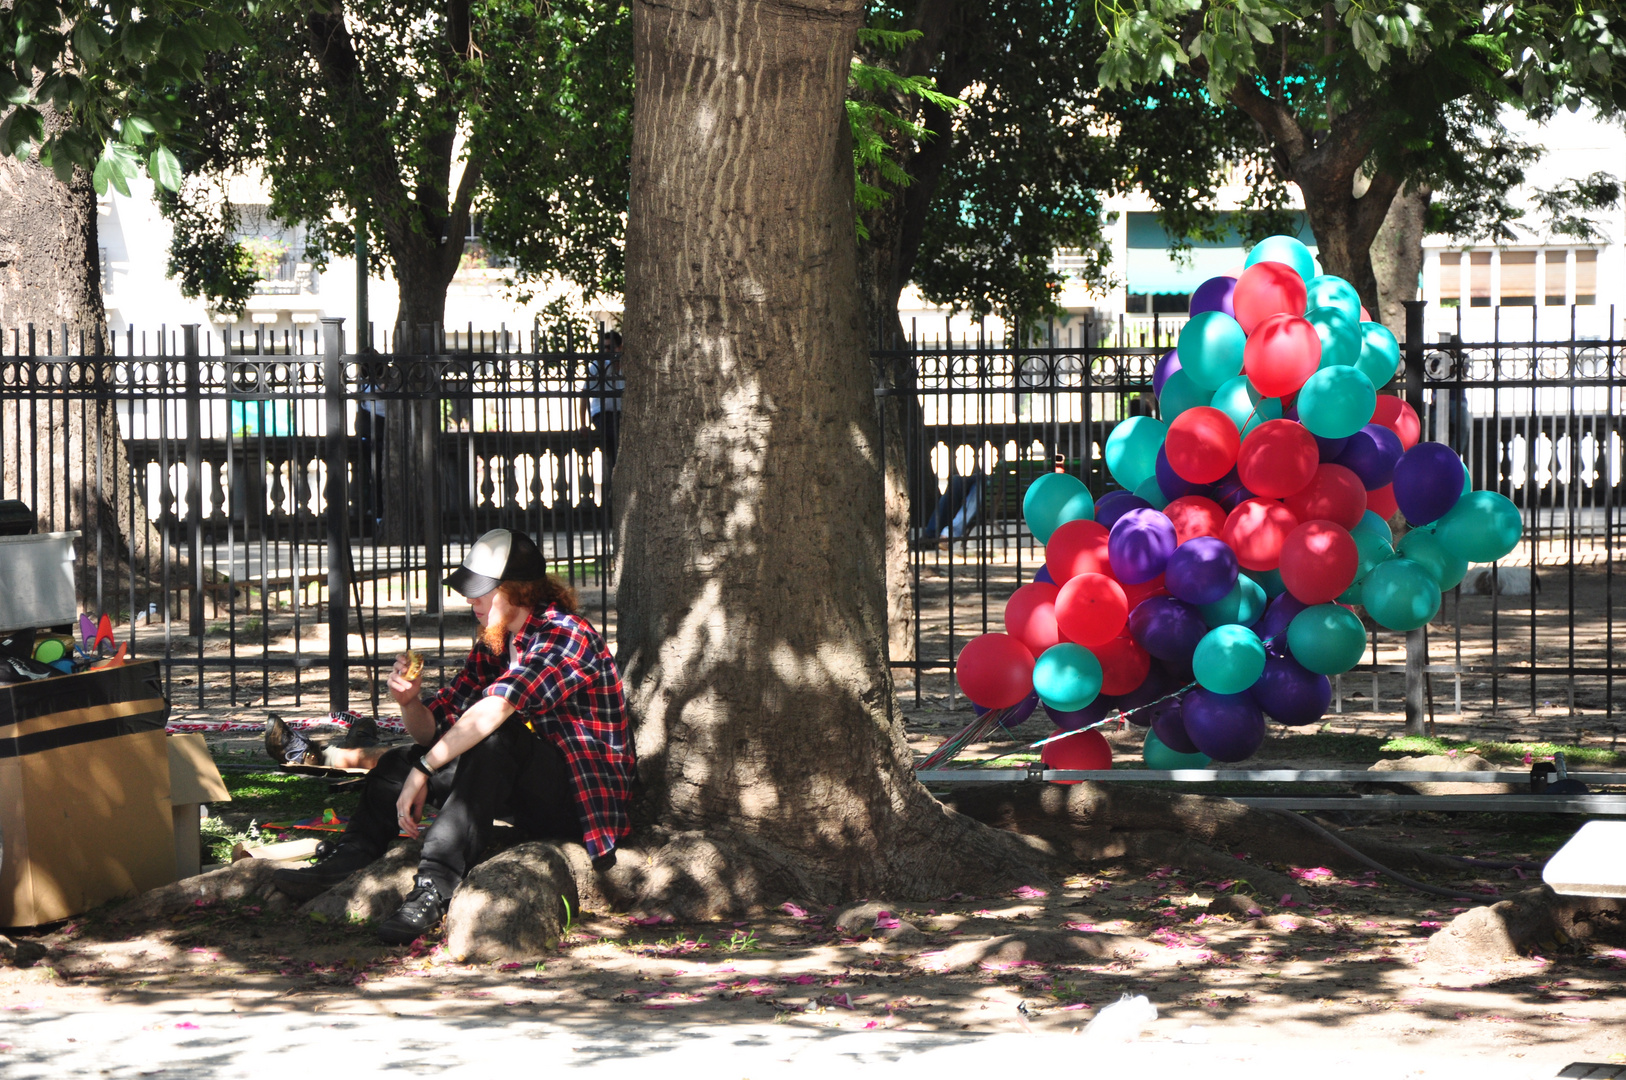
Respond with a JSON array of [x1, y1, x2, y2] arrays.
[[1125, 294, 1150, 314], [1150, 293, 1190, 314], [1469, 252, 1491, 307], [1500, 251, 1536, 306], [1438, 253, 1460, 308], [1575, 249, 1597, 306], [1544, 251, 1567, 305]]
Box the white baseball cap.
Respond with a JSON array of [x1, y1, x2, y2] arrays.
[[444, 529, 547, 598]]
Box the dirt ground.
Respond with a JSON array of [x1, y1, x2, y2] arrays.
[[8, 560, 1625, 1070]]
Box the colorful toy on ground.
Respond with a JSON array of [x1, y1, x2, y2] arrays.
[[951, 235, 1524, 767]]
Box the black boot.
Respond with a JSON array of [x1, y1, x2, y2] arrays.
[[338, 711, 380, 749], [264, 714, 320, 766], [270, 839, 377, 900], [377, 875, 450, 945]]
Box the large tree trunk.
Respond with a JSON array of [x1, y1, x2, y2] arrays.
[[0, 123, 173, 610], [1371, 182, 1432, 340], [615, 0, 1047, 912]]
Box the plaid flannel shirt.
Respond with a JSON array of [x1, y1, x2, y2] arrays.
[[423, 604, 634, 857]]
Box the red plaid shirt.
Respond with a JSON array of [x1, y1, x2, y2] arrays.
[[424, 604, 634, 858]]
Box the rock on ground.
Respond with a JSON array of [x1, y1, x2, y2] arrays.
[[1363, 754, 1519, 795], [111, 858, 297, 921], [1426, 886, 1626, 964], [299, 842, 422, 925], [831, 901, 925, 944], [917, 931, 1131, 973], [442, 842, 579, 963]]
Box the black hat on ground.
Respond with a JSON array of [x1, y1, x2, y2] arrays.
[[444, 529, 547, 598]]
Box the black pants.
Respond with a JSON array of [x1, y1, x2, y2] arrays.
[[341, 721, 580, 898], [591, 410, 621, 472]]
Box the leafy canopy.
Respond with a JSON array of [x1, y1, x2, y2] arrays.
[[0, 0, 247, 192]]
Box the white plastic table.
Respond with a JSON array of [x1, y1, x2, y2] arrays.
[[1542, 820, 1626, 897]]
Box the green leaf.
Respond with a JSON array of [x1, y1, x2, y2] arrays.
[[92, 155, 112, 195], [148, 144, 182, 191]]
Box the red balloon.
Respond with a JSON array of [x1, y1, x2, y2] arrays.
[[1165, 406, 1241, 484], [1120, 574, 1168, 610], [1237, 418, 1319, 499], [1243, 313, 1321, 398], [1359, 305, 1372, 321], [1041, 728, 1113, 780], [1232, 262, 1308, 335], [1004, 582, 1062, 656], [1164, 496, 1227, 544], [1371, 395, 1421, 450], [1055, 573, 1129, 647], [1284, 463, 1367, 530], [1222, 498, 1300, 571], [1091, 634, 1151, 696], [956, 633, 1035, 709], [1279, 520, 1359, 604], [1046, 519, 1111, 582], [1366, 482, 1398, 520]]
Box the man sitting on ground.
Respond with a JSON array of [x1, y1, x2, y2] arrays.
[[272, 529, 636, 945]]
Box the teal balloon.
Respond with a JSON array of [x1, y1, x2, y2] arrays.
[[1177, 311, 1248, 390], [1244, 567, 1285, 599], [1398, 527, 1468, 591], [1353, 510, 1393, 545], [1361, 557, 1442, 631], [1193, 624, 1267, 694], [1023, 472, 1094, 545], [1032, 643, 1104, 713], [1297, 365, 1377, 439], [1287, 604, 1367, 675], [1337, 527, 1395, 604], [1305, 306, 1362, 369], [1211, 375, 1282, 437], [1144, 730, 1211, 770], [1245, 235, 1317, 281], [1435, 490, 1523, 563], [1199, 574, 1268, 628], [1356, 322, 1401, 388], [1305, 275, 1362, 322], [1157, 369, 1212, 421], [1105, 415, 1166, 490], [1133, 475, 1171, 510]]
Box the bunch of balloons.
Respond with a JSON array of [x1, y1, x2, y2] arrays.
[[952, 235, 1525, 769]]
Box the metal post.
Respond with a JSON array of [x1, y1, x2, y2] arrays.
[[355, 215, 369, 350], [1401, 299, 1429, 735], [322, 317, 351, 713], [183, 325, 204, 638]]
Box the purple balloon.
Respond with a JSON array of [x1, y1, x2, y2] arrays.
[[1189, 275, 1238, 320], [976, 690, 1040, 728], [1392, 441, 1464, 525], [1034, 565, 1056, 585], [1096, 491, 1151, 531], [1249, 654, 1332, 726], [1181, 688, 1267, 762], [1044, 697, 1113, 731], [1334, 424, 1405, 490], [1153, 349, 1182, 396], [1105, 662, 1180, 727], [1314, 434, 1351, 462], [1253, 592, 1309, 646], [1164, 536, 1239, 606], [1155, 446, 1208, 502], [1128, 596, 1208, 662], [1210, 468, 1256, 513], [1109, 508, 1178, 584], [1152, 704, 1200, 754]]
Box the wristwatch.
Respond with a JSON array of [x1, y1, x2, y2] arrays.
[[411, 756, 436, 777]]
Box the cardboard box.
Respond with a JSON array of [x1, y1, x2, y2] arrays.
[[168, 734, 231, 880], [0, 662, 174, 926]]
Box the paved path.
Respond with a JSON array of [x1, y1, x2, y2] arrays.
[[0, 1003, 1595, 1079]]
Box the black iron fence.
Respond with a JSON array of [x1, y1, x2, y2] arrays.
[[880, 305, 1624, 741], [1, 307, 1621, 739]]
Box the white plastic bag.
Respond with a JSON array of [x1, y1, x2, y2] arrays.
[[1081, 993, 1157, 1041]]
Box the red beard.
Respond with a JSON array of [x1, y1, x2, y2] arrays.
[[478, 621, 508, 655]]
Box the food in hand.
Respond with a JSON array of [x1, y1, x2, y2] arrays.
[[403, 650, 424, 680]]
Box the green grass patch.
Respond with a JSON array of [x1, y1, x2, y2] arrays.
[[1381, 734, 1625, 766]]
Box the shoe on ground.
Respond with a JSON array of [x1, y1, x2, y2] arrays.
[[271, 840, 377, 901], [338, 711, 380, 749], [377, 875, 450, 945], [264, 713, 320, 766]]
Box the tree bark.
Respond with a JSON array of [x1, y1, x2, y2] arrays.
[[616, 0, 1048, 912], [1371, 182, 1432, 339], [0, 119, 173, 606]]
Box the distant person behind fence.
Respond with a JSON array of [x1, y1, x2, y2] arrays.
[[581, 331, 624, 471]]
